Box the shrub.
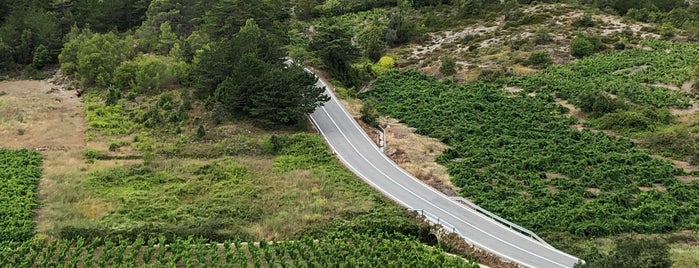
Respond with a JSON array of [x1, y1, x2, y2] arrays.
[[439, 56, 457, 76], [112, 55, 185, 94], [527, 51, 552, 68], [478, 67, 510, 82], [534, 28, 552, 45], [570, 36, 595, 58], [196, 125, 206, 138], [361, 100, 381, 128], [371, 56, 395, 76], [660, 23, 676, 39], [578, 92, 627, 116], [574, 13, 595, 27], [83, 149, 104, 164]]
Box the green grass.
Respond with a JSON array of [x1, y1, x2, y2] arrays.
[[43, 92, 420, 244], [671, 244, 699, 268]]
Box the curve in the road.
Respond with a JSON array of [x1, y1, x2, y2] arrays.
[[306, 71, 581, 268]]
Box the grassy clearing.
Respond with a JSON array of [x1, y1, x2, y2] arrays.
[[37, 90, 417, 243]]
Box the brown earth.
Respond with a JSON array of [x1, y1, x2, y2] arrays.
[[0, 73, 97, 232], [0, 77, 85, 150]]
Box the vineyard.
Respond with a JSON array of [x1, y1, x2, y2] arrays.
[[0, 234, 477, 267], [513, 40, 699, 134], [0, 149, 42, 242], [517, 41, 699, 104], [361, 68, 699, 237]]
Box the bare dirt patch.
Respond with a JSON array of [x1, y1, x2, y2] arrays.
[[639, 183, 667, 192], [382, 118, 459, 196], [0, 78, 85, 149], [555, 98, 587, 125], [678, 176, 699, 183], [650, 154, 699, 174]]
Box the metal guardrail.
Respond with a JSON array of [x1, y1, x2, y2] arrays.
[[450, 197, 551, 247], [411, 209, 464, 237]]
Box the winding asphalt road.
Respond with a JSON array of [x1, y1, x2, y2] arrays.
[[306, 72, 580, 268]]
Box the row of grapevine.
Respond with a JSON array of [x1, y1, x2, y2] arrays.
[[514, 40, 699, 109], [0, 149, 42, 242], [362, 68, 699, 237], [0, 234, 478, 267]]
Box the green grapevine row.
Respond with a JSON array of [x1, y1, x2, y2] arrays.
[[514, 40, 699, 108], [0, 234, 477, 267], [0, 149, 42, 242]]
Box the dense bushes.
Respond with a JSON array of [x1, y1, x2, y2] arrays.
[[59, 29, 135, 87], [112, 55, 188, 93]]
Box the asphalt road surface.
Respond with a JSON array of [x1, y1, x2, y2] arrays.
[[307, 74, 581, 268]]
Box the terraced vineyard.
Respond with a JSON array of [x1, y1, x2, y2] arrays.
[[0, 149, 42, 242], [0, 234, 477, 267], [361, 63, 699, 237]]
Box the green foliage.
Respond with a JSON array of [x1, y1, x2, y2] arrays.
[[576, 237, 671, 268], [519, 41, 696, 109], [361, 100, 381, 128], [309, 21, 362, 87], [59, 30, 135, 88], [0, 149, 42, 242], [385, 9, 426, 46], [570, 36, 595, 58], [356, 19, 386, 61], [455, 0, 484, 16], [196, 125, 206, 139], [202, 0, 287, 39], [112, 54, 187, 94], [83, 149, 106, 164], [105, 86, 121, 106], [85, 101, 138, 136], [362, 70, 699, 237], [527, 50, 552, 68], [660, 22, 676, 39], [643, 127, 699, 164], [574, 12, 595, 28], [0, 234, 478, 267], [533, 28, 552, 45], [439, 56, 457, 76], [371, 56, 396, 76], [0, 6, 61, 67], [31, 44, 51, 69]]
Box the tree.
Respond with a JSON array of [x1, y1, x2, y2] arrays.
[[247, 66, 329, 125], [309, 22, 361, 87], [31, 44, 51, 69], [356, 20, 387, 62], [157, 21, 177, 54]]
